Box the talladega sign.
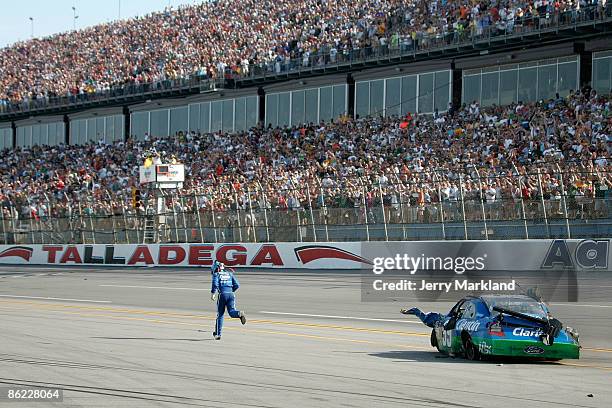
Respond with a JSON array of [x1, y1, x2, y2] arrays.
[[0, 240, 608, 270], [0, 243, 366, 269]]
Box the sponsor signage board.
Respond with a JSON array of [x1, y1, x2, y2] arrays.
[[0, 240, 609, 270]]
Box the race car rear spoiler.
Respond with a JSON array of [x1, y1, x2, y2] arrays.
[[492, 306, 562, 345], [492, 306, 547, 325]]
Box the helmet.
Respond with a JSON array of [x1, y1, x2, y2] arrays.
[[211, 260, 220, 274]]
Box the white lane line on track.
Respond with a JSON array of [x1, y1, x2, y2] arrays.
[[100, 284, 207, 291], [0, 295, 111, 303], [258, 311, 419, 324], [550, 303, 612, 308]]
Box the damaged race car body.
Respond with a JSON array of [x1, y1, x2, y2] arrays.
[[402, 294, 580, 360]]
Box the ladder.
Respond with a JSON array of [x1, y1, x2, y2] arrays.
[[143, 217, 157, 243]]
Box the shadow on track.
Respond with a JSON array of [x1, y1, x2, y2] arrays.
[[370, 350, 568, 366], [369, 350, 457, 362], [92, 337, 213, 342]]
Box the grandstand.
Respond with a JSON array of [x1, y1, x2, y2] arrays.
[[0, 1, 611, 245]]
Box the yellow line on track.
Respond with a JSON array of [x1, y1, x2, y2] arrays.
[[0, 299, 429, 337], [1, 305, 430, 350], [2, 299, 612, 358], [6, 305, 612, 371], [582, 347, 612, 353]]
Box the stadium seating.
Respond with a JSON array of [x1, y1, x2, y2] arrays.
[[0, 89, 609, 228], [1, 0, 611, 110]]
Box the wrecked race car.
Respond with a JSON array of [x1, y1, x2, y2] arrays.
[[402, 294, 580, 360]]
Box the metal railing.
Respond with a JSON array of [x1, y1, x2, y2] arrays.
[[2, 4, 611, 116], [1, 167, 610, 244], [238, 5, 612, 82], [0, 76, 224, 116]]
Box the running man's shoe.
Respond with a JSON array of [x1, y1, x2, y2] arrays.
[[239, 311, 246, 325]]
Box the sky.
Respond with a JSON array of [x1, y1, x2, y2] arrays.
[[0, 0, 201, 48]]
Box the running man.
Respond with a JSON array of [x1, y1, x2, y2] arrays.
[[211, 261, 246, 340]]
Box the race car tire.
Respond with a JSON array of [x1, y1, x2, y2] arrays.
[[463, 335, 480, 361], [430, 329, 441, 351]]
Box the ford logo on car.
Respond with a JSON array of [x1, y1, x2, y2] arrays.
[[524, 346, 545, 355]]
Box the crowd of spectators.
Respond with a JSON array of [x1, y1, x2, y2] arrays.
[[0, 89, 610, 236], [2, 0, 611, 112]]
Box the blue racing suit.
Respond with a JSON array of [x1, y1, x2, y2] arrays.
[[403, 307, 444, 327], [211, 269, 241, 336]]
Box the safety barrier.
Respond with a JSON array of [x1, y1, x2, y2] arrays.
[[0, 239, 609, 270]]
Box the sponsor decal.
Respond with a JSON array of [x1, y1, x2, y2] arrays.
[[0, 246, 33, 261], [524, 346, 545, 355], [294, 245, 371, 265], [478, 342, 492, 354], [456, 320, 481, 332], [542, 239, 609, 269], [512, 327, 544, 337]]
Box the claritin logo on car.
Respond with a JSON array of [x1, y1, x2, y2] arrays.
[[513, 328, 544, 337]]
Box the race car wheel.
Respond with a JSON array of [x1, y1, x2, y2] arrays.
[[463, 336, 480, 361], [430, 329, 440, 351]]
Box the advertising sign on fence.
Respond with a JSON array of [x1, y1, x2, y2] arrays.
[[0, 240, 609, 270]]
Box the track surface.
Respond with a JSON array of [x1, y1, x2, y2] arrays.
[[1, 266, 611, 408]]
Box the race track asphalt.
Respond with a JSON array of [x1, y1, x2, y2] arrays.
[[0, 266, 611, 408]]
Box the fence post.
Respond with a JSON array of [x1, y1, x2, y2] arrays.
[[170, 192, 179, 243], [179, 194, 189, 243], [106, 191, 118, 244], [62, 192, 74, 243], [211, 190, 219, 243], [77, 200, 86, 244], [393, 175, 407, 240], [232, 186, 243, 242], [471, 165, 489, 240], [458, 173, 468, 240], [296, 204, 303, 242], [36, 200, 45, 244], [122, 202, 130, 244], [536, 168, 551, 238], [0, 204, 6, 244], [361, 184, 370, 242], [305, 187, 317, 242], [89, 199, 96, 245], [320, 187, 330, 241], [246, 185, 257, 243], [287, 181, 302, 242], [378, 184, 389, 241], [27, 201, 36, 244], [512, 164, 529, 239], [433, 172, 446, 240], [9, 203, 19, 244], [135, 201, 142, 244], [257, 182, 271, 242], [41, 193, 55, 244], [555, 163, 571, 239], [194, 193, 204, 243]]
